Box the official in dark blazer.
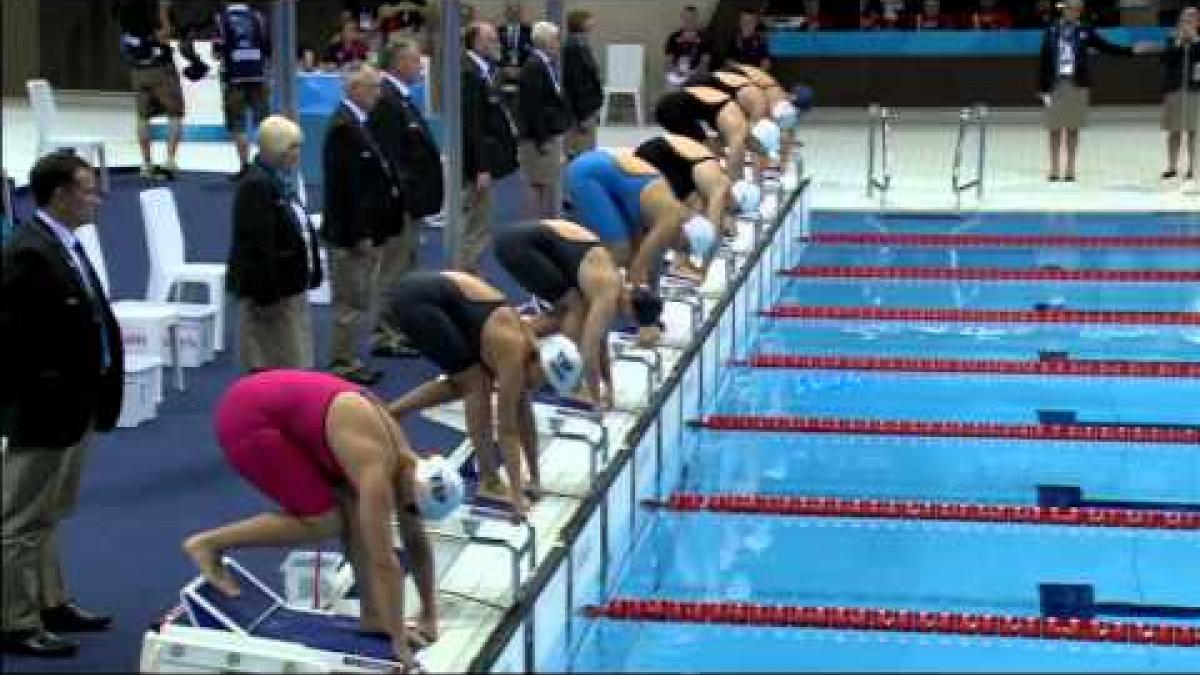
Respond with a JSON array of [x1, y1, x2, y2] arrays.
[[1160, 6, 1198, 179], [1036, 0, 1146, 181], [368, 38, 445, 358], [228, 115, 323, 373], [518, 21, 573, 219], [460, 21, 519, 273], [321, 63, 397, 385], [563, 9, 604, 161], [1, 151, 123, 658], [498, 2, 534, 73]]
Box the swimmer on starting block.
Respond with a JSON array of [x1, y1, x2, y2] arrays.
[[382, 271, 584, 518], [564, 148, 719, 285], [634, 133, 764, 239], [653, 85, 781, 182], [495, 219, 668, 409], [720, 62, 814, 162], [182, 369, 465, 671]]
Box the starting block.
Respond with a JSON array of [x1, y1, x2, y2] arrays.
[[140, 557, 418, 673]]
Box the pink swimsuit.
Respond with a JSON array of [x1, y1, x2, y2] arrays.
[[214, 370, 361, 516]]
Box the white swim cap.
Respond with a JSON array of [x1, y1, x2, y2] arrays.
[[730, 180, 762, 215], [772, 100, 799, 130], [682, 214, 718, 259], [537, 334, 584, 397], [750, 118, 781, 160], [414, 456, 465, 521]]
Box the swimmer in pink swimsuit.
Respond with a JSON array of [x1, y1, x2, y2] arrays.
[[182, 369, 459, 669]]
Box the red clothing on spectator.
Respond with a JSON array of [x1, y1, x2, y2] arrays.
[[325, 38, 369, 67], [974, 8, 1013, 30]]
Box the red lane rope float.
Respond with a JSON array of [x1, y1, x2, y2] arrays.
[[742, 354, 1200, 378], [781, 265, 1200, 283], [805, 232, 1200, 249], [657, 493, 1200, 531], [761, 305, 1200, 325], [584, 599, 1200, 647], [696, 415, 1200, 444]]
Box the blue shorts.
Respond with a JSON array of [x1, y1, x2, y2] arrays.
[[564, 151, 657, 244]]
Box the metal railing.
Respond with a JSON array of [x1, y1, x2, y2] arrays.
[[952, 103, 988, 209], [866, 103, 894, 208], [465, 173, 810, 674]]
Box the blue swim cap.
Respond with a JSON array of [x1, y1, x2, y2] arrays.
[[791, 84, 815, 113]]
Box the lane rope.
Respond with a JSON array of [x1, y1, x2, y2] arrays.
[[695, 415, 1200, 444], [584, 598, 1200, 647], [782, 266, 1200, 282], [648, 493, 1200, 530], [762, 305, 1200, 325], [804, 232, 1200, 248], [738, 354, 1200, 378]]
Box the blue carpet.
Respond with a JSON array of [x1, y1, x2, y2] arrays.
[[3, 168, 537, 672]]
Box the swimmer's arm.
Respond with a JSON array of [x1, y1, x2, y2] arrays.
[[627, 217, 679, 288], [696, 169, 731, 233], [494, 355, 530, 517], [725, 129, 747, 182], [515, 392, 540, 487], [394, 498, 437, 628], [355, 465, 411, 659], [387, 377, 462, 418]]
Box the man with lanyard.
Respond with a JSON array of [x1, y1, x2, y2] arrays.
[[459, 21, 520, 274], [213, 2, 272, 181], [368, 38, 445, 359], [1037, 0, 1152, 181], [518, 21, 572, 219]]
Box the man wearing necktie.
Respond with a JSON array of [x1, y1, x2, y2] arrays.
[[368, 38, 446, 359], [1, 151, 124, 658], [518, 21, 573, 219], [320, 64, 398, 385], [460, 21, 520, 274]]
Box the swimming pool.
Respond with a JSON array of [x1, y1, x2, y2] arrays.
[[479, 203, 1200, 673]]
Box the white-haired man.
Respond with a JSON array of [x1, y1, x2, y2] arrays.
[[518, 21, 572, 218]]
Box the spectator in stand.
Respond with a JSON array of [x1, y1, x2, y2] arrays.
[[915, 0, 956, 29], [726, 9, 771, 70], [1160, 5, 1199, 179], [563, 9, 604, 161], [1029, 0, 1059, 28], [973, 0, 1014, 30], [860, 0, 884, 30], [665, 6, 714, 90], [880, 0, 907, 29], [377, 1, 426, 45], [800, 0, 830, 31], [324, 18, 371, 69]]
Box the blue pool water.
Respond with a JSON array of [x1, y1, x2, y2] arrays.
[[567, 211, 1200, 672]]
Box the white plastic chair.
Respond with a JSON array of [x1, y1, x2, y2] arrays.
[[600, 44, 645, 126], [139, 187, 228, 353], [26, 79, 109, 192]]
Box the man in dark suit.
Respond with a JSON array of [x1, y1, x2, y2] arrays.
[[563, 9, 604, 161], [497, 1, 533, 99], [321, 63, 397, 385], [460, 20, 519, 273], [368, 37, 445, 358], [518, 21, 572, 218], [1, 151, 124, 658]]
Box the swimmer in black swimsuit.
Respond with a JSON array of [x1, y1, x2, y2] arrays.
[[495, 220, 669, 408], [384, 270, 584, 518], [654, 85, 781, 181]]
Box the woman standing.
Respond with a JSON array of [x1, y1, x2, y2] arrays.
[[227, 115, 322, 373], [1161, 6, 1199, 180]]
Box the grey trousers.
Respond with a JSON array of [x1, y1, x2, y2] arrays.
[[328, 244, 381, 368], [2, 436, 90, 631], [237, 293, 314, 372], [455, 183, 494, 274], [373, 218, 420, 347]]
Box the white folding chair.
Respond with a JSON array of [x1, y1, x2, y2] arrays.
[[26, 79, 109, 193], [139, 187, 228, 353], [600, 44, 645, 126]]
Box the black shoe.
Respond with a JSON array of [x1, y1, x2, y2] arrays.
[[1187, 171, 1195, 180], [152, 165, 177, 182], [1162, 169, 1178, 179], [1062, 174, 1076, 182], [1048, 174, 1060, 182], [371, 341, 421, 359], [1, 628, 78, 657], [41, 602, 112, 633]]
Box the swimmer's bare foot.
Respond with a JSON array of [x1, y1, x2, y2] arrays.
[[475, 477, 513, 504], [183, 535, 241, 597]]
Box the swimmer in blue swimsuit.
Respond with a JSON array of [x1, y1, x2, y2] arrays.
[[564, 148, 719, 289]]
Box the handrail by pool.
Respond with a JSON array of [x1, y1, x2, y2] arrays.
[[466, 178, 811, 673]]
